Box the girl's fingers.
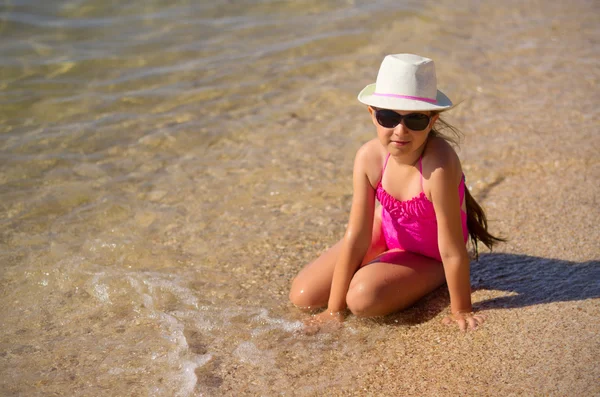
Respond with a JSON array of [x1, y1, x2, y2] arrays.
[[303, 311, 344, 335], [473, 314, 486, 325], [458, 318, 467, 332], [441, 313, 486, 331], [466, 316, 478, 330], [302, 318, 320, 335], [303, 323, 319, 335]]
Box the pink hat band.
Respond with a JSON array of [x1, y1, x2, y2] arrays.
[[373, 92, 438, 104]]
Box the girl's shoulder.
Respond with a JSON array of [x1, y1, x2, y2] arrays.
[[422, 136, 463, 182], [355, 138, 387, 188]]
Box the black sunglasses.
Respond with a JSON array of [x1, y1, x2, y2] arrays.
[[374, 108, 431, 131]]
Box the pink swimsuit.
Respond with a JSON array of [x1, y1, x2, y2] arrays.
[[376, 154, 468, 262]]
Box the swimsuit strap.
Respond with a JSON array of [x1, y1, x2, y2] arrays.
[[419, 155, 424, 192], [383, 153, 391, 173], [459, 175, 466, 204], [378, 153, 391, 185]]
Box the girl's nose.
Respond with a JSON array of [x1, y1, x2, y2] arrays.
[[393, 123, 408, 135]]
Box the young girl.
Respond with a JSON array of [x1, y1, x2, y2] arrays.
[[289, 54, 503, 332]]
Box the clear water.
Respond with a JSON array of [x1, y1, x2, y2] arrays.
[[1, 0, 599, 395]]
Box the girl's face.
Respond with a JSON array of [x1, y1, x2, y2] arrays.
[[369, 107, 438, 155]]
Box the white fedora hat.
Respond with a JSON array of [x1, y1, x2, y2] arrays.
[[358, 54, 453, 111]]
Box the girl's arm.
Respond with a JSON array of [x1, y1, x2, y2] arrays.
[[326, 144, 377, 314], [429, 149, 483, 330]]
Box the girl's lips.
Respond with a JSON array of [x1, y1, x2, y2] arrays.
[[391, 141, 409, 146]]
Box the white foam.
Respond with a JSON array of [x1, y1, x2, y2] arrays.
[[250, 308, 303, 336], [233, 341, 268, 366], [179, 354, 213, 397], [76, 271, 304, 395], [151, 311, 216, 396], [86, 273, 112, 303], [143, 275, 199, 309]]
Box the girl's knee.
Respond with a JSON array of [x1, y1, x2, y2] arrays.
[[288, 286, 308, 309], [289, 279, 325, 310], [346, 282, 381, 317]]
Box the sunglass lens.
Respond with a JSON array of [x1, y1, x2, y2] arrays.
[[375, 109, 401, 128], [403, 114, 430, 131]]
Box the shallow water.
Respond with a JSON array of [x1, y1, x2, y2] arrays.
[[1, 0, 599, 395]]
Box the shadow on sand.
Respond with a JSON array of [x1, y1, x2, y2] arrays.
[[470, 252, 600, 310], [377, 252, 599, 326]]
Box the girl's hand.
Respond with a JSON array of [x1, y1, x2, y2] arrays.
[[303, 310, 345, 335], [442, 311, 486, 331]]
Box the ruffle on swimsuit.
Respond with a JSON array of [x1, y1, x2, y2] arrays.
[[375, 153, 468, 262]]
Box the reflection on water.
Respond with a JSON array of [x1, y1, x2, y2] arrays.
[[1, 0, 599, 395]]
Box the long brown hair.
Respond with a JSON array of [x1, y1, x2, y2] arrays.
[[429, 114, 506, 258]]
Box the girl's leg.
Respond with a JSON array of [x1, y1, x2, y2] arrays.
[[289, 208, 386, 310], [345, 251, 446, 317]]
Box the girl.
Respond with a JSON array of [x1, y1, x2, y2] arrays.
[[289, 54, 503, 332]]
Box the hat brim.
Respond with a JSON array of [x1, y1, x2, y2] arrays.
[[357, 83, 453, 111]]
